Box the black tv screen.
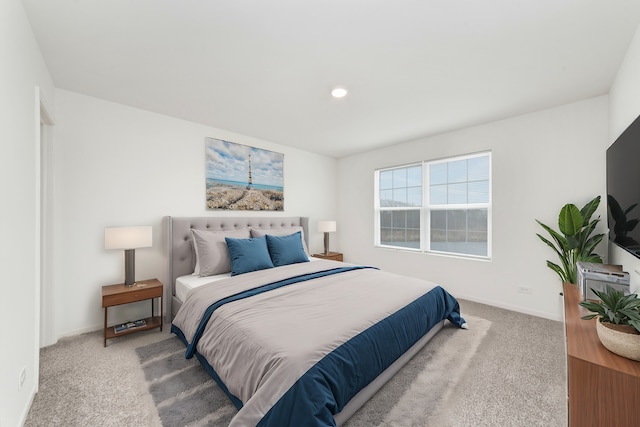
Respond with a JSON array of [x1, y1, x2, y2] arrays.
[[607, 113, 640, 258]]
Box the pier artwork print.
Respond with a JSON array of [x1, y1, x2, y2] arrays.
[[205, 138, 284, 211]]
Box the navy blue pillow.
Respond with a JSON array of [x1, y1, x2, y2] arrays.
[[225, 236, 275, 276], [266, 231, 310, 267]]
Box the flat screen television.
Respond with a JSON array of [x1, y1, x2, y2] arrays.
[[607, 113, 640, 258]]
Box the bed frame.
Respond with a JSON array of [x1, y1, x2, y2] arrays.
[[163, 215, 444, 425]]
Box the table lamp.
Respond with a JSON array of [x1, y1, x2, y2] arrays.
[[318, 220, 337, 255], [105, 226, 152, 286]]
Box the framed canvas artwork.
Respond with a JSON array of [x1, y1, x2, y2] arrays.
[[205, 137, 284, 211]]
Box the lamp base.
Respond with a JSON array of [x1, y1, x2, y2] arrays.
[[324, 232, 330, 256], [124, 249, 135, 286]]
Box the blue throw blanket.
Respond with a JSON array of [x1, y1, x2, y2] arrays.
[[258, 285, 464, 426]]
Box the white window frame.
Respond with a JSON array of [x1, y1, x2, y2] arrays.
[[374, 152, 492, 260]]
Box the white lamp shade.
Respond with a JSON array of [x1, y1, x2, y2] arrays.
[[317, 221, 337, 233], [104, 226, 152, 250]]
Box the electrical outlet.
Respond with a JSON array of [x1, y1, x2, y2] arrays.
[[517, 286, 532, 294], [19, 367, 26, 389]]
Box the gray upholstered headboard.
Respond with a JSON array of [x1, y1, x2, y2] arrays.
[[163, 216, 309, 318]]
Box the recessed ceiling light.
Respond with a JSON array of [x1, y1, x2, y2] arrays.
[[331, 87, 348, 98]]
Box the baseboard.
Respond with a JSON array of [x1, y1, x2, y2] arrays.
[[456, 293, 563, 322], [53, 317, 173, 346], [52, 323, 103, 346], [51, 316, 172, 348]]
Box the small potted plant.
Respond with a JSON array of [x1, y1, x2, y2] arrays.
[[580, 285, 640, 361]]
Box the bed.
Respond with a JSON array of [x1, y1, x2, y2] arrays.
[[164, 216, 466, 427]]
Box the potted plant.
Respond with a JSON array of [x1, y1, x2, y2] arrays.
[[536, 196, 605, 284], [580, 285, 640, 361]]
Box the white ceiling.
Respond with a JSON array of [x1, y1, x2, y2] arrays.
[[23, 0, 640, 158]]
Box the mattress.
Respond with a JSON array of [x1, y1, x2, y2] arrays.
[[175, 273, 231, 303]]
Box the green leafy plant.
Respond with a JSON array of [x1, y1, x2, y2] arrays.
[[536, 196, 605, 284], [580, 286, 640, 334]]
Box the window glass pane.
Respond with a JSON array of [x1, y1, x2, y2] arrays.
[[430, 210, 446, 230], [406, 229, 420, 248], [448, 159, 467, 183], [393, 188, 407, 206], [380, 211, 392, 228], [430, 210, 446, 250], [468, 156, 489, 181], [380, 189, 393, 207], [463, 209, 489, 256], [447, 210, 467, 243], [430, 163, 447, 185], [378, 165, 422, 208], [407, 166, 422, 187], [402, 209, 421, 249], [468, 181, 489, 204], [430, 184, 447, 204], [468, 209, 488, 243], [393, 168, 407, 188], [380, 170, 393, 190], [380, 227, 393, 244], [391, 228, 406, 245], [448, 183, 467, 204], [428, 209, 488, 256], [392, 211, 406, 228], [380, 209, 420, 249], [407, 210, 420, 228], [407, 187, 422, 206]]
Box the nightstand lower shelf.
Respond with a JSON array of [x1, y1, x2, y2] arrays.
[[105, 316, 162, 340]]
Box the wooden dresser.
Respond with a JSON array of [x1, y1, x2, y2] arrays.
[[563, 282, 640, 427]]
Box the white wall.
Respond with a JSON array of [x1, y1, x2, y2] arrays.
[[337, 96, 609, 321], [51, 89, 338, 340], [0, 1, 55, 426], [609, 22, 640, 293]]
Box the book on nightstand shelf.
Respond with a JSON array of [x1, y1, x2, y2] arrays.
[[114, 319, 146, 333]]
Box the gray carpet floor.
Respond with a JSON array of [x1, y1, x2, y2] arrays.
[[136, 315, 492, 426], [25, 299, 567, 426]]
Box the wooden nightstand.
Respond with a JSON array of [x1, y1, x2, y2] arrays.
[[312, 252, 343, 262], [102, 278, 163, 347]]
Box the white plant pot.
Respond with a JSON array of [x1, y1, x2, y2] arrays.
[[596, 319, 640, 361]]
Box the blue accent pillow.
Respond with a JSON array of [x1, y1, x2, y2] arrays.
[[266, 231, 310, 267], [225, 236, 275, 276]]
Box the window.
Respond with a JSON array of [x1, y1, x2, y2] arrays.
[[374, 152, 491, 258], [378, 164, 422, 249]]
